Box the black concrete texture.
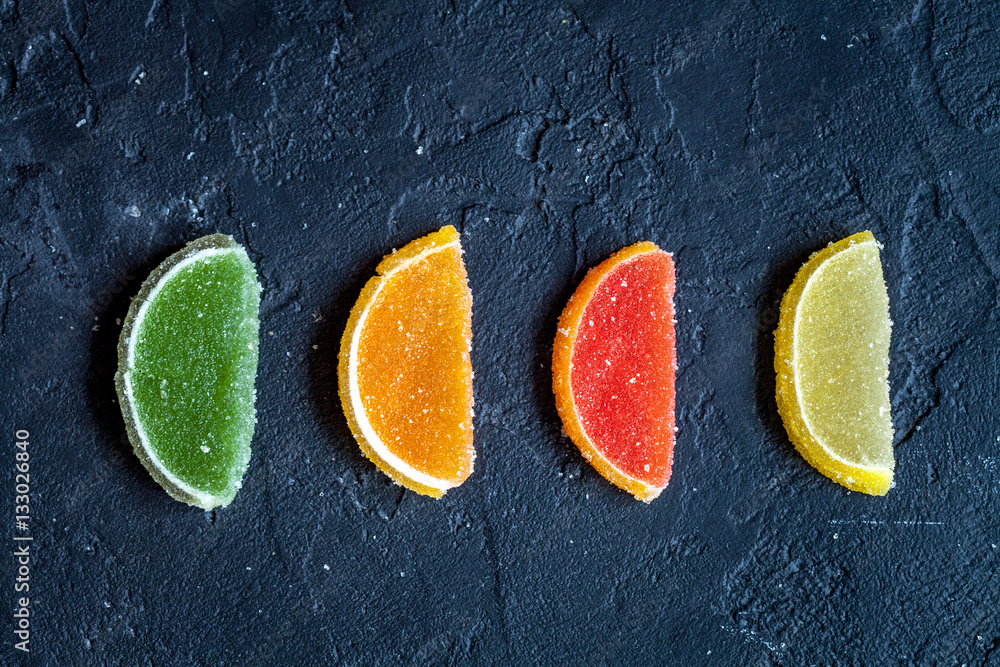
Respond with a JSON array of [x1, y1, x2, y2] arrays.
[[2, 0, 999, 664]]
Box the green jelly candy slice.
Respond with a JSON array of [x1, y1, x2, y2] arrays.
[[115, 234, 261, 510]]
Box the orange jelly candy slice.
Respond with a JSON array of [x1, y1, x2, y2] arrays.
[[338, 226, 474, 497], [553, 242, 677, 502]]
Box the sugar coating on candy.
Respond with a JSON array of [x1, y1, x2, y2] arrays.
[[553, 241, 676, 502], [793, 242, 892, 467], [338, 226, 474, 497], [774, 230, 894, 495], [116, 234, 260, 510], [571, 251, 676, 485]]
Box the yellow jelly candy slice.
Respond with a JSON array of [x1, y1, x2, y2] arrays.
[[775, 231, 894, 495]]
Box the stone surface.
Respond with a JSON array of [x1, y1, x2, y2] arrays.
[[1, 0, 999, 664]]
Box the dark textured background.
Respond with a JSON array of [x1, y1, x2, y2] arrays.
[[2, 0, 999, 664]]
